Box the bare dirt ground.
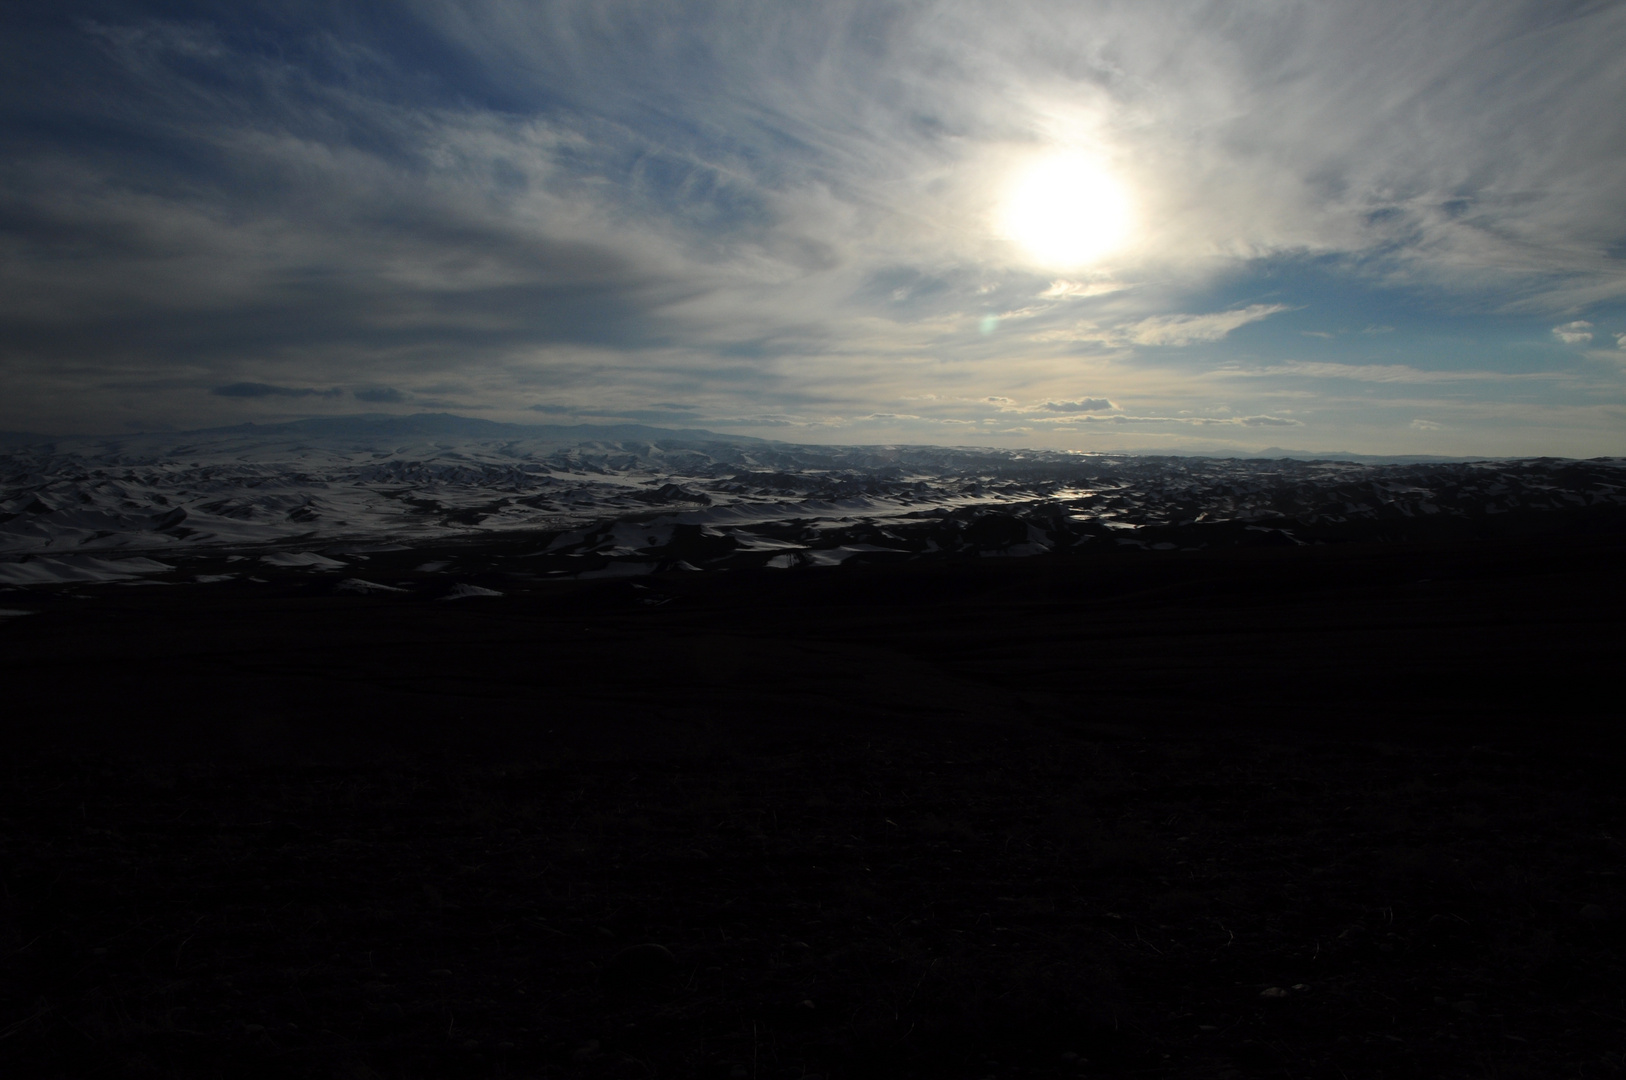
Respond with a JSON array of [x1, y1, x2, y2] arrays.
[[3, 534, 1624, 1078]]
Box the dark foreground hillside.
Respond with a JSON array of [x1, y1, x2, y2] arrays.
[[3, 533, 1624, 1078]]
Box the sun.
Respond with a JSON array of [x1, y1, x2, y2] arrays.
[[1002, 152, 1133, 268]]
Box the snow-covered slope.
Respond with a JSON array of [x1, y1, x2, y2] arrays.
[[2, 415, 1622, 585]]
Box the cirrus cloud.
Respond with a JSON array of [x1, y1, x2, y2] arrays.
[[1031, 304, 1291, 347], [0, 2, 1621, 456]]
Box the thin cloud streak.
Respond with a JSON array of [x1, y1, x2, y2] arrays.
[[1030, 305, 1292, 347], [211, 383, 344, 400], [1220, 362, 1576, 385]]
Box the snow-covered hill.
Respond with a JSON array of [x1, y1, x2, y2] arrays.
[[2, 415, 1622, 586]]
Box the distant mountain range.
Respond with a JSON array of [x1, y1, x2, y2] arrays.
[[0, 413, 1485, 463], [0, 413, 770, 451]]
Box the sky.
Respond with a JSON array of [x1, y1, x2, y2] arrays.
[[2, 1, 1625, 456]]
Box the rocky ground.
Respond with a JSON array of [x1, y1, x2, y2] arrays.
[[2, 532, 1624, 1078]]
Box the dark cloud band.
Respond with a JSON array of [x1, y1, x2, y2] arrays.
[[211, 383, 344, 399]]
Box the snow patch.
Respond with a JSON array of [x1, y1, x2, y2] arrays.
[[442, 582, 503, 599], [0, 556, 174, 585], [260, 551, 348, 569], [337, 577, 407, 594]]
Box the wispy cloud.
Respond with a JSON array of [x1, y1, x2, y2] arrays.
[[0, 2, 1621, 454], [1553, 320, 1595, 345], [1120, 305, 1293, 348], [1223, 361, 1567, 384], [1032, 304, 1290, 347], [1038, 279, 1128, 300]]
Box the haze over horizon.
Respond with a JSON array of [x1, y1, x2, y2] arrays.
[[3, 2, 1625, 456]]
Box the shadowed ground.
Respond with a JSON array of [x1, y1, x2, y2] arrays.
[[2, 533, 1623, 1077]]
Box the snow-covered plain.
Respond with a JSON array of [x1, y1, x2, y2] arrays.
[[2, 414, 1622, 586]]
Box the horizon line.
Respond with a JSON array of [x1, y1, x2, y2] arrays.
[[0, 410, 1559, 464]]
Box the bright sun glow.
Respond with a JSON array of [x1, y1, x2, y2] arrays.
[[1002, 153, 1133, 268]]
